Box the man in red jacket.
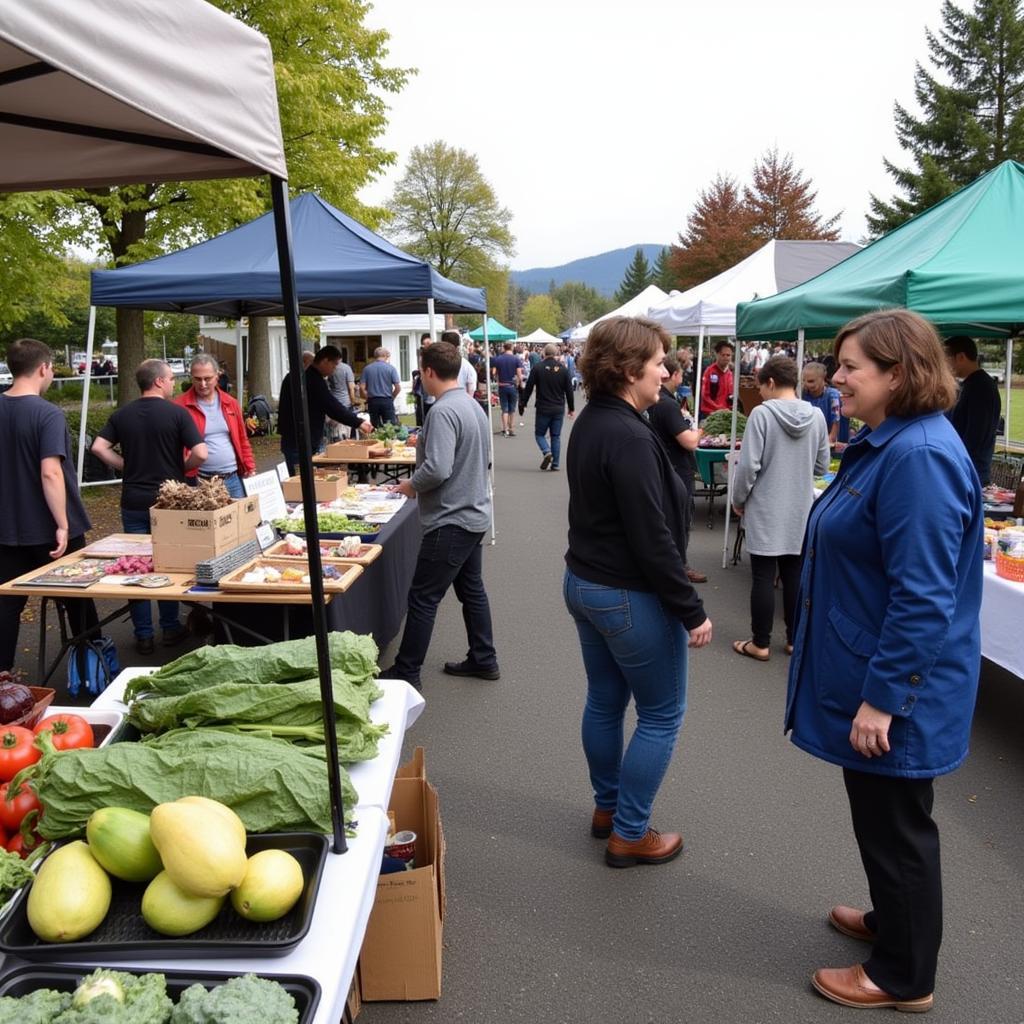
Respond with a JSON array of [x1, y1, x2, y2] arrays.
[[174, 353, 255, 498], [699, 340, 734, 420]]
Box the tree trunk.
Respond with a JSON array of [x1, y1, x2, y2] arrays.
[[247, 315, 272, 404], [116, 308, 146, 405]]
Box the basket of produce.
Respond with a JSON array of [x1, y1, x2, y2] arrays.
[[217, 558, 363, 594], [0, 963, 321, 1022], [266, 534, 383, 566], [272, 512, 382, 541], [0, 679, 55, 730], [995, 549, 1024, 582], [0, 797, 329, 960]]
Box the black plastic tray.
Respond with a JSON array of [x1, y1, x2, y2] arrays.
[[0, 832, 328, 961], [0, 960, 322, 1022]]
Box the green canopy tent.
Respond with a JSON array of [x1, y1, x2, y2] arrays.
[[469, 316, 517, 343]]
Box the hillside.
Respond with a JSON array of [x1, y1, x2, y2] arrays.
[[511, 243, 667, 297]]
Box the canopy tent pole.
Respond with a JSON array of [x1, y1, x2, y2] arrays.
[[694, 325, 705, 421], [483, 315, 495, 543], [427, 298, 437, 343], [1005, 337, 1013, 450], [270, 177, 347, 855], [235, 320, 245, 414], [796, 328, 805, 397], [75, 305, 97, 485], [722, 335, 742, 568]]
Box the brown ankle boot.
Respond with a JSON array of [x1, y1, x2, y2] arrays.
[[605, 828, 683, 868], [591, 808, 614, 839]]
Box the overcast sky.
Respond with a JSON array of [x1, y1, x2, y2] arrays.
[[358, 0, 948, 270]]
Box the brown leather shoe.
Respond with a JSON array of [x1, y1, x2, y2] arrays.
[[828, 905, 876, 942], [591, 808, 614, 839], [812, 965, 933, 1012], [605, 828, 683, 868], [686, 567, 708, 583]]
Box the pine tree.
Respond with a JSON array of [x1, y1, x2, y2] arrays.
[[868, 0, 1024, 235], [651, 246, 677, 291], [669, 175, 757, 290], [614, 248, 653, 304], [744, 148, 841, 240]]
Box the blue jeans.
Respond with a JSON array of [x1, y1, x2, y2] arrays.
[[121, 508, 180, 639], [534, 412, 564, 467], [563, 568, 687, 841], [193, 472, 244, 498]]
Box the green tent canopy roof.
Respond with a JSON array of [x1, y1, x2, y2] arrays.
[[736, 160, 1024, 341], [469, 316, 517, 342]]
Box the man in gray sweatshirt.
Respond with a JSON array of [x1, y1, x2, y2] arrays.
[[381, 341, 498, 688]]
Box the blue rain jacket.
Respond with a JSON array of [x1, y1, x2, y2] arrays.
[[785, 412, 983, 778]]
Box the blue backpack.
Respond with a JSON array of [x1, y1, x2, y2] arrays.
[[67, 637, 120, 698]]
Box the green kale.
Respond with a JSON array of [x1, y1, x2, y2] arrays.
[[170, 975, 297, 1024], [0, 989, 71, 1024], [0, 846, 35, 903], [54, 969, 172, 1024]]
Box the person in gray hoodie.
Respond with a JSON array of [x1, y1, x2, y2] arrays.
[[732, 356, 829, 662]]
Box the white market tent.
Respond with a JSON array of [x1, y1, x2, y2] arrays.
[[0, 0, 363, 849], [518, 327, 563, 347], [570, 283, 669, 341]]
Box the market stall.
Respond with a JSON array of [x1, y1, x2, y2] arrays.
[[980, 563, 1024, 679]]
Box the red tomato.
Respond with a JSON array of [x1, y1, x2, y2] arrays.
[[0, 825, 7, 849], [0, 781, 40, 832], [33, 713, 94, 750], [0, 727, 40, 782], [5, 831, 40, 859]]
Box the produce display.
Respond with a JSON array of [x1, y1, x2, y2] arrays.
[[233, 561, 352, 586], [272, 512, 378, 534], [278, 533, 363, 558], [0, 968, 301, 1023], [34, 713, 95, 751], [699, 409, 747, 442], [0, 682, 35, 724], [105, 556, 156, 576], [152, 478, 232, 511], [0, 847, 35, 908]]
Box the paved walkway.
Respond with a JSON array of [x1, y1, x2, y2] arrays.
[[364, 410, 1024, 1024]]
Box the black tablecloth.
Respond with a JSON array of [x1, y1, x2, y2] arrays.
[[215, 499, 420, 649]]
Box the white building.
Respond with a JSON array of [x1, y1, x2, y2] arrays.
[[198, 313, 435, 404]]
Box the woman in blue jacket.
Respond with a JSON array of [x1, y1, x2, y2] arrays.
[[787, 310, 982, 1012]]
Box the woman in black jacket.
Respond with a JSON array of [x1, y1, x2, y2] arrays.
[[564, 317, 713, 868]]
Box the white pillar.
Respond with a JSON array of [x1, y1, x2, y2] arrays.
[[694, 325, 705, 421], [75, 306, 97, 485], [796, 328, 805, 397], [1005, 337, 1013, 448], [482, 317, 496, 543], [722, 335, 742, 568]]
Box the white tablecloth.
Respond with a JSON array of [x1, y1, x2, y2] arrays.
[[55, 667, 425, 1024], [981, 561, 1024, 679]]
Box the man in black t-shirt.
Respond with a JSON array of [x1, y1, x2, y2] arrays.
[[93, 360, 208, 654], [944, 335, 1002, 485], [0, 338, 97, 671], [647, 352, 707, 583]]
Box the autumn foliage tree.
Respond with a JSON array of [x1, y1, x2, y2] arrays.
[[744, 147, 841, 241]]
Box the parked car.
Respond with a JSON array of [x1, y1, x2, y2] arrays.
[[0, 362, 12, 391], [167, 358, 186, 375]]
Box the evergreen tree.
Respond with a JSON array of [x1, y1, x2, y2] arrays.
[[551, 281, 613, 326], [614, 248, 653, 304], [744, 148, 841, 240], [868, 0, 1024, 235], [669, 175, 757, 290], [651, 246, 677, 292]]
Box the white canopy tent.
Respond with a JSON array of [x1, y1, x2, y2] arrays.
[[518, 327, 563, 347], [570, 283, 668, 342]]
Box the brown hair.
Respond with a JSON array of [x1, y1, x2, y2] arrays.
[[5, 338, 52, 377], [136, 358, 170, 392], [578, 316, 670, 397], [757, 355, 798, 389], [834, 309, 957, 417], [420, 341, 461, 381]]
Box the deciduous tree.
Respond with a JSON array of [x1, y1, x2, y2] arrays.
[[868, 0, 1024, 235], [550, 282, 612, 327], [744, 148, 840, 240], [520, 295, 562, 336]]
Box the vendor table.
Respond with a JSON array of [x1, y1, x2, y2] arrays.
[[0, 536, 354, 684], [50, 666, 426, 1024], [981, 561, 1024, 679], [314, 451, 417, 486]]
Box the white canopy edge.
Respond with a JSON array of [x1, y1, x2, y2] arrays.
[[0, 0, 286, 190], [572, 283, 669, 341]]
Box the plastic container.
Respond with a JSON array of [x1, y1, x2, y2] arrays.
[[0, 832, 328, 961], [34, 706, 126, 748], [0, 961, 321, 1022]]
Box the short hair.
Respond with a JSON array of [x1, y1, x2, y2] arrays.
[[663, 352, 681, 376], [6, 338, 52, 378], [301, 350, 315, 367], [440, 329, 461, 345], [373, 346, 389, 359], [189, 353, 219, 376], [136, 359, 169, 392], [420, 333, 432, 343], [834, 309, 957, 417], [944, 335, 978, 361], [578, 316, 670, 398], [420, 341, 461, 381], [758, 355, 799, 389], [314, 345, 342, 364], [503, 342, 513, 352], [543, 342, 559, 358], [802, 361, 826, 380], [714, 339, 734, 355]]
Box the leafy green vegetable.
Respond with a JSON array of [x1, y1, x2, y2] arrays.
[[0, 988, 71, 1024], [171, 975, 297, 1024], [126, 632, 379, 701], [55, 970, 171, 1023], [272, 512, 379, 534], [0, 846, 34, 903], [700, 409, 747, 437], [29, 729, 358, 839]]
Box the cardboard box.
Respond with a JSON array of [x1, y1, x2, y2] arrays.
[[325, 438, 376, 459], [345, 974, 362, 1021], [280, 473, 347, 503], [359, 748, 445, 1002], [150, 496, 261, 573]]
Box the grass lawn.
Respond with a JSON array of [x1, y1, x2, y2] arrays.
[[1002, 385, 1024, 449]]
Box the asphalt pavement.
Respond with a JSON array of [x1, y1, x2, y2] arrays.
[[363, 408, 1024, 1024]]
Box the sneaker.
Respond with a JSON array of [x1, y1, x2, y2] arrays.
[[442, 659, 501, 681], [508, 430, 516, 437], [549, 465, 560, 472], [540, 453, 553, 471], [162, 625, 189, 647], [501, 430, 508, 437], [135, 636, 155, 655]]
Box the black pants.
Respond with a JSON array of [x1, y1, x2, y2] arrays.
[[393, 525, 496, 684], [0, 535, 98, 671], [367, 397, 398, 428], [844, 769, 941, 999], [749, 552, 800, 648]]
